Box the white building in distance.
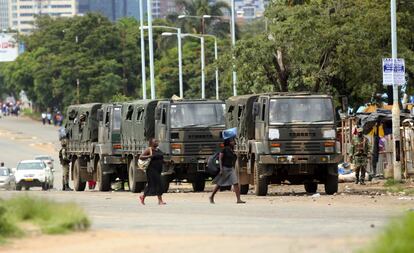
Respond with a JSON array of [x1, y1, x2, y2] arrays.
[[0, 0, 9, 31], [8, 0, 78, 34]]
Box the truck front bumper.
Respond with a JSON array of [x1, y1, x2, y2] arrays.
[[259, 154, 343, 165]]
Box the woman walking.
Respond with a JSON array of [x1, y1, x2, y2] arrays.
[[209, 138, 245, 204], [139, 138, 166, 205]]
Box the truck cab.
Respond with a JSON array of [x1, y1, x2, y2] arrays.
[[155, 100, 226, 192], [227, 93, 342, 196]]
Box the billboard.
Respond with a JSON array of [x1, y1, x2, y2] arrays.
[[0, 33, 19, 62]]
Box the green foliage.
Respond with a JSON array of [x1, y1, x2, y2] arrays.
[[0, 203, 21, 243], [4, 196, 90, 235], [360, 212, 414, 253]]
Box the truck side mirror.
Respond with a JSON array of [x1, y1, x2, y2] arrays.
[[155, 107, 162, 120], [252, 102, 260, 117], [97, 109, 104, 122]]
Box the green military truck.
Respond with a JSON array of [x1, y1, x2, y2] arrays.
[[226, 93, 341, 196], [65, 103, 125, 191], [156, 99, 226, 192], [121, 100, 158, 193]]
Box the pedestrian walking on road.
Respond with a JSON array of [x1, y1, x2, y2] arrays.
[[209, 138, 245, 204], [350, 128, 371, 185], [59, 139, 72, 191], [139, 138, 166, 205]]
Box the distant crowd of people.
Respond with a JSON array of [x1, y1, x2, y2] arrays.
[[41, 110, 64, 126], [0, 102, 21, 117]]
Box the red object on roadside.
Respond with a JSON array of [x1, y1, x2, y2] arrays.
[[88, 180, 96, 190]]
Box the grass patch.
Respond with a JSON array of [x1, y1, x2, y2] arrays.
[[383, 179, 414, 195], [20, 108, 41, 121], [360, 212, 414, 253], [0, 196, 90, 242]]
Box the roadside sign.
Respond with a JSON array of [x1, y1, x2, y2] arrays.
[[0, 33, 18, 62], [383, 58, 406, 86]]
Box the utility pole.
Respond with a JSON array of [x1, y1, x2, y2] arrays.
[[147, 0, 156, 99], [139, 0, 146, 99], [231, 0, 237, 96], [391, 0, 401, 181], [201, 36, 205, 99]]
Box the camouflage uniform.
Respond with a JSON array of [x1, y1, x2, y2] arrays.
[[350, 135, 370, 185], [59, 141, 71, 191]]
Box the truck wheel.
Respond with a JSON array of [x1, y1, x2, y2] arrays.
[[325, 174, 338, 195], [160, 175, 170, 193], [128, 160, 141, 193], [192, 174, 205, 192], [254, 161, 268, 196], [240, 184, 249, 195], [73, 158, 86, 191], [97, 160, 111, 192], [304, 182, 318, 193]]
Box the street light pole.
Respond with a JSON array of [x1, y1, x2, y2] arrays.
[[139, 0, 146, 99], [204, 35, 220, 100], [200, 36, 205, 99], [75, 35, 79, 104], [147, 0, 156, 99], [391, 0, 401, 181], [177, 28, 184, 99], [231, 0, 237, 96]]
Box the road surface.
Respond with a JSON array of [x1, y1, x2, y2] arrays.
[[0, 116, 413, 253]]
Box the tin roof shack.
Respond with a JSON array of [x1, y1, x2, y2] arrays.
[[340, 107, 414, 178]]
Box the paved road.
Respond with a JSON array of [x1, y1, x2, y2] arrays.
[[1, 116, 413, 253]]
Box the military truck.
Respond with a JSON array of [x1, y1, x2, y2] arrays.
[[65, 103, 125, 191], [156, 99, 226, 192], [226, 93, 341, 196], [120, 99, 225, 192], [121, 100, 158, 193]]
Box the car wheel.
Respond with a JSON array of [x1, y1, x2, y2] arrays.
[[42, 182, 48, 191], [16, 185, 22, 191]]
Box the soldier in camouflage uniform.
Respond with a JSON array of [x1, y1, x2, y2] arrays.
[[59, 139, 72, 191], [350, 128, 371, 185]]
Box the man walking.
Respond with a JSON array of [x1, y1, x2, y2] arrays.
[[59, 139, 72, 191], [350, 128, 371, 185]]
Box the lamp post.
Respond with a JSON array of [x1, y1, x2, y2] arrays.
[[146, 0, 156, 99], [143, 25, 184, 99], [231, 0, 237, 96], [203, 34, 219, 100], [139, 0, 146, 99]]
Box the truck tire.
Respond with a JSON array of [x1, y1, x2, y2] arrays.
[[254, 161, 268, 196], [160, 175, 170, 193], [240, 184, 249, 195], [97, 160, 111, 192], [73, 158, 86, 191], [304, 182, 318, 193], [128, 160, 145, 193], [324, 174, 338, 195], [192, 173, 205, 192]]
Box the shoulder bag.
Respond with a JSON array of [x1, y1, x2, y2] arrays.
[[137, 148, 153, 171]]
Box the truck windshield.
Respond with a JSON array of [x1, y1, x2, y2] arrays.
[[112, 107, 122, 130], [170, 103, 225, 128], [269, 98, 334, 124]]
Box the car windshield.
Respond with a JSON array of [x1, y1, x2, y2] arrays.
[[269, 98, 334, 124], [0, 168, 8, 176], [170, 103, 225, 128], [17, 162, 44, 170]]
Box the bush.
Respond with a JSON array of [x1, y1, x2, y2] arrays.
[[361, 212, 414, 253], [0, 201, 20, 243]]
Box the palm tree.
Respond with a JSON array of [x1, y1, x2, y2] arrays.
[[173, 0, 233, 38]]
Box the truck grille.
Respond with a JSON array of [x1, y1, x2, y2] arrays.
[[184, 143, 219, 154], [284, 142, 322, 153]]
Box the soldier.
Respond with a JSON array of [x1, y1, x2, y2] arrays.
[[350, 128, 371, 185], [59, 139, 72, 191]]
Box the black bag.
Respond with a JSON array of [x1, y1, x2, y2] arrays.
[[207, 152, 220, 176]]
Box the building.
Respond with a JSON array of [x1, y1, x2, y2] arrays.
[[152, 0, 177, 19], [0, 0, 9, 31], [78, 0, 145, 21], [214, 0, 269, 20], [8, 0, 78, 33]]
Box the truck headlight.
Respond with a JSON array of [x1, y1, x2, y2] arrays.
[[269, 129, 280, 140], [323, 129, 336, 138], [172, 149, 181, 154]]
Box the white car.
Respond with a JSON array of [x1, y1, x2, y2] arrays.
[[15, 160, 52, 191], [34, 155, 55, 188]]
